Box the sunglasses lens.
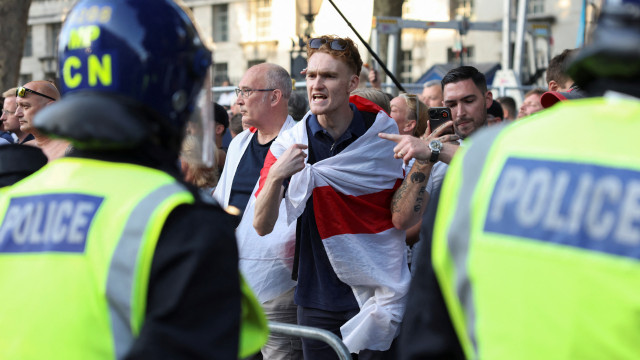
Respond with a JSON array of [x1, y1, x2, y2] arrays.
[[309, 38, 324, 49], [309, 38, 347, 51], [331, 40, 347, 51]]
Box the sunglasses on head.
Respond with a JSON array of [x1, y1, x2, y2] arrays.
[[308, 38, 348, 51], [16, 86, 56, 101]]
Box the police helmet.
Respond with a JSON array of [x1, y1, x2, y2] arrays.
[[568, 0, 640, 95], [35, 0, 213, 150]]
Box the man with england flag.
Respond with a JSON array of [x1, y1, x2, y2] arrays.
[[253, 35, 410, 359]]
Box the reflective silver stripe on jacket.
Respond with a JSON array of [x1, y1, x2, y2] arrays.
[[444, 126, 503, 359], [106, 182, 187, 359]]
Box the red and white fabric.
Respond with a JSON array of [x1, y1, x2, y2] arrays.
[[214, 116, 298, 303], [258, 98, 411, 353]]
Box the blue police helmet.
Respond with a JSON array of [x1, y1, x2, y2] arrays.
[[34, 0, 213, 149]]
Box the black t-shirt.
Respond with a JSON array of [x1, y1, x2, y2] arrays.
[[228, 133, 275, 212]]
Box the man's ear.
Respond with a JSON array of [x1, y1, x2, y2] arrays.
[[348, 74, 360, 93], [548, 80, 559, 92], [404, 119, 416, 133], [485, 90, 493, 109], [271, 89, 282, 106]]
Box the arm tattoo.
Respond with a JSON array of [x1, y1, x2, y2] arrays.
[[393, 168, 430, 214], [391, 179, 409, 214], [414, 186, 426, 212], [410, 172, 427, 183]]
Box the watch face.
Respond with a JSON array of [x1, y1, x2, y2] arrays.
[[429, 140, 443, 151]]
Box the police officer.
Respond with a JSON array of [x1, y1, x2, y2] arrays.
[[0, 0, 245, 358], [400, 0, 640, 358]]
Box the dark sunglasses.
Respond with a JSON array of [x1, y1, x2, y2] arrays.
[[16, 86, 56, 101], [308, 38, 348, 51]]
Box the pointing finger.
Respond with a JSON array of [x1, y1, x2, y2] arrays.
[[378, 132, 402, 143]]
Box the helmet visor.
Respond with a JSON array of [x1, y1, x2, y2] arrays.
[[180, 68, 218, 186]]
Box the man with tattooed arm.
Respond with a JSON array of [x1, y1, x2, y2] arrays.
[[379, 66, 493, 358]]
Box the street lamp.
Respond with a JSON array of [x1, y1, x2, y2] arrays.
[[291, 0, 322, 80], [297, 0, 323, 38]]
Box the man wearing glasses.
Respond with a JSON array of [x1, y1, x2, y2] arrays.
[[1, 88, 31, 144], [254, 35, 410, 359], [15, 80, 70, 161], [214, 63, 301, 360]]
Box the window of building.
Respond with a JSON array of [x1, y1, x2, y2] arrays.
[[47, 22, 62, 56], [19, 74, 32, 86], [529, 0, 545, 15], [213, 4, 228, 43], [247, 59, 266, 69], [447, 45, 475, 64], [451, 0, 474, 18], [44, 72, 57, 83], [23, 26, 32, 57], [251, 0, 271, 40], [400, 50, 412, 84], [213, 63, 229, 86]]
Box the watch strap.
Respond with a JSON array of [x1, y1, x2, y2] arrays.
[[429, 149, 440, 163]]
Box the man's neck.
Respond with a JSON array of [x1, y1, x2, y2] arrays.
[[33, 131, 52, 148], [256, 112, 287, 145], [317, 104, 354, 141]]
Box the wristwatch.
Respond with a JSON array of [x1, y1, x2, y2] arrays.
[[428, 139, 443, 163]]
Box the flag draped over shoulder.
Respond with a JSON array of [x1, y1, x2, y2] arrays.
[[257, 97, 411, 353], [214, 116, 297, 303]]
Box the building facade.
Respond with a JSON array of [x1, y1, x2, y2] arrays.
[[20, 0, 589, 90]]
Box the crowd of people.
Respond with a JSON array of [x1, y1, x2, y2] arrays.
[[0, 0, 639, 359]]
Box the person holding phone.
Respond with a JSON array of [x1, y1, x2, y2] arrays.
[[402, 0, 640, 357], [380, 65, 492, 268], [379, 66, 492, 229]]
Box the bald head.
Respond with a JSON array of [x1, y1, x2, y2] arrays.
[[25, 81, 60, 101], [16, 80, 60, 136], [420, 80, 443, 108], [253, 63, 292, 100]]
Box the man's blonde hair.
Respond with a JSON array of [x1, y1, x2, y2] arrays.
[[2, 88, 17, 98], [399, 93, 429, 137], [180, 135, 218, 189]]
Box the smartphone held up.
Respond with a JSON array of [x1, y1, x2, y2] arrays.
[[428, 107, 454, 135]]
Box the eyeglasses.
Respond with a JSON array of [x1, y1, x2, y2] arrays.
[[308, 38, 348, 51], [235, 88, 275, 98], [16, 86, 56, 101]]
